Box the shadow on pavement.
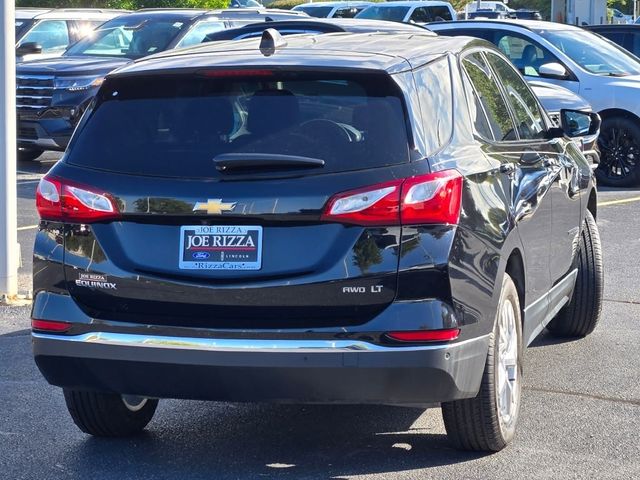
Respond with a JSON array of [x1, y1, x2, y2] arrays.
[[64, 402, 487, 478]]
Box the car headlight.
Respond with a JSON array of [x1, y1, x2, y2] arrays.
[[54, 76, 104, 92]]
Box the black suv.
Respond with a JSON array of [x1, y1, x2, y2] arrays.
[[32, 31, 603, 452], [16, 8, 306, 161]]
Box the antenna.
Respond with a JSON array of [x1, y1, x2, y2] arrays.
[[259, 28, 287, 57]]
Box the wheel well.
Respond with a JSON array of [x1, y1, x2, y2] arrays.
[[505, 250, 525, 314], [598, 108, 640, 126], [587, 189, 597, 220]]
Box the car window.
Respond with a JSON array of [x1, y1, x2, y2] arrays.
[[486, 52, 546, 140], [294, 6, 334, 18], [66, 18, 188, 59], [356, 6, 411, 22], [176, 20, 226, 48], [429, 6, 453, 21], [18, 20, 69, 53], [495, 33, 561, 77], [67, 73, 411, 177], [411, 7, 430, 23], [460, 67, 493, 140], [333, 7, 361, 19], [461, 52, 516, 142], [69, 20, 103, 42], [413, 57, 453, 153], [537, 28, 640, 76]]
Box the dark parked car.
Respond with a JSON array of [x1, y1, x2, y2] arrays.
[[584, 24, 640, 57], [15, 8, 307, 162], [32, 31, 603, 452]]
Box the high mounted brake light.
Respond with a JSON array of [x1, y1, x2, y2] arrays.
[[321, 170, 463, 226], [36, 175, 120, 223], [199, 69, 274, 78]]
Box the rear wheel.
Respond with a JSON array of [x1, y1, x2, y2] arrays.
[[17, 148, 43, 162], [63, 389, 158, 437], [442, 273, 523, 452], [596, 116, 640, 187], [547, 210, 603, 337]]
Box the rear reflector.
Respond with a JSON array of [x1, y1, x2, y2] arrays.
[[321, 170, 462, 226], [36, 175, 120, 223], [31, 319, 72, 333], [386, 328, 460, 342]]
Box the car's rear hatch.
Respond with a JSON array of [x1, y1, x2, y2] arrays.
[[54, 69, 414, 329]]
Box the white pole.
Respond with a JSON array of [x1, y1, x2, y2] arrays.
[[0, 0, 19, 300]]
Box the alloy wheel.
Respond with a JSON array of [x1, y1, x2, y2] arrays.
[[496, 298, 520, 430]]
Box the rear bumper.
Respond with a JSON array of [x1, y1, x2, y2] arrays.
[[33, 332, 490, 406]]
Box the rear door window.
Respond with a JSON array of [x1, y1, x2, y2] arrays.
[[461, 52, 517, 142], [66, 72, 410, 177], [485, 52, 546, 140]]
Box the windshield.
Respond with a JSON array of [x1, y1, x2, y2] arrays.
[[538, 29, 640, 76], [294, 6, 334, 18], [356, 6, 410, 22], [65, 16, 189, 59], [67, 72, 410, 178], [15, 19, 33, 39]]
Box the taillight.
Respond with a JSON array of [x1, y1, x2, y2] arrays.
[[36, 175, 120, 223], [31, 319, 72, 333], [321, 170, 462, 226], [386, 328, 460, 342]]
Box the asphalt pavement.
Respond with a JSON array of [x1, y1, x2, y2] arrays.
[[1, 153, 639, 479]]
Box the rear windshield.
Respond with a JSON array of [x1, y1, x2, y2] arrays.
[[356, 6, 411, 22], [294, 6, 334, 18], [66, 71, 410, 177]]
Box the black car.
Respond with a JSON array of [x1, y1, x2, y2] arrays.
[[584, 24, 640, 57], [15, 8, 306, 162], [32, 30, 603, 452]]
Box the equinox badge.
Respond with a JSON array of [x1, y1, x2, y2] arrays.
[[193, 199, 237, 215]]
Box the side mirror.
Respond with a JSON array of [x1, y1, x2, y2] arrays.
[[538, 62, 569, 79], [560, 109, 601, 138], [16, 42, 42, 56]]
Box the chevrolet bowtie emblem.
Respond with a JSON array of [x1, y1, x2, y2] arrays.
[[193, 199, 237, 215]]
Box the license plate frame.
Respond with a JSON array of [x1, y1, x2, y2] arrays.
[[179, 225, 263, 270]]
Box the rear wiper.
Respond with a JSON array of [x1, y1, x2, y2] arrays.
[[214, 153, 325, 172]]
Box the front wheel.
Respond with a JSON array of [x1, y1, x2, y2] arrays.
[[596, 116, 640, 187], [63, 389, 158, 437], [442, 273, 523, 452]]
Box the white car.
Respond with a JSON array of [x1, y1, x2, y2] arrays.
[[430, 19, 640, 186], [356, 1, 456, 24], [292, 2, 373, 19], [15, 8, 126, 63], [463, 1, 513, 14]]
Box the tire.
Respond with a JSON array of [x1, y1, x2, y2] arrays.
[[442, 273, 523, 452], [63, 389, 158, 437], [547, 210, 603, 338], [17, 148, 44, 162], [596, 116, 640, 187]]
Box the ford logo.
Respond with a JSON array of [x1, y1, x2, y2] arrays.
[[192, 251, 210, 260]]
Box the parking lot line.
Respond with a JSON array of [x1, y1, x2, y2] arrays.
[[599, 196, 640, 207], [17, 225, 38, 231]]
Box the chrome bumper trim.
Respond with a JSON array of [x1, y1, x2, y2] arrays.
[[32, 331, 488, 354]]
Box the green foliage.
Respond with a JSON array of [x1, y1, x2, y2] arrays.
[[16, 0, 229, 10]]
